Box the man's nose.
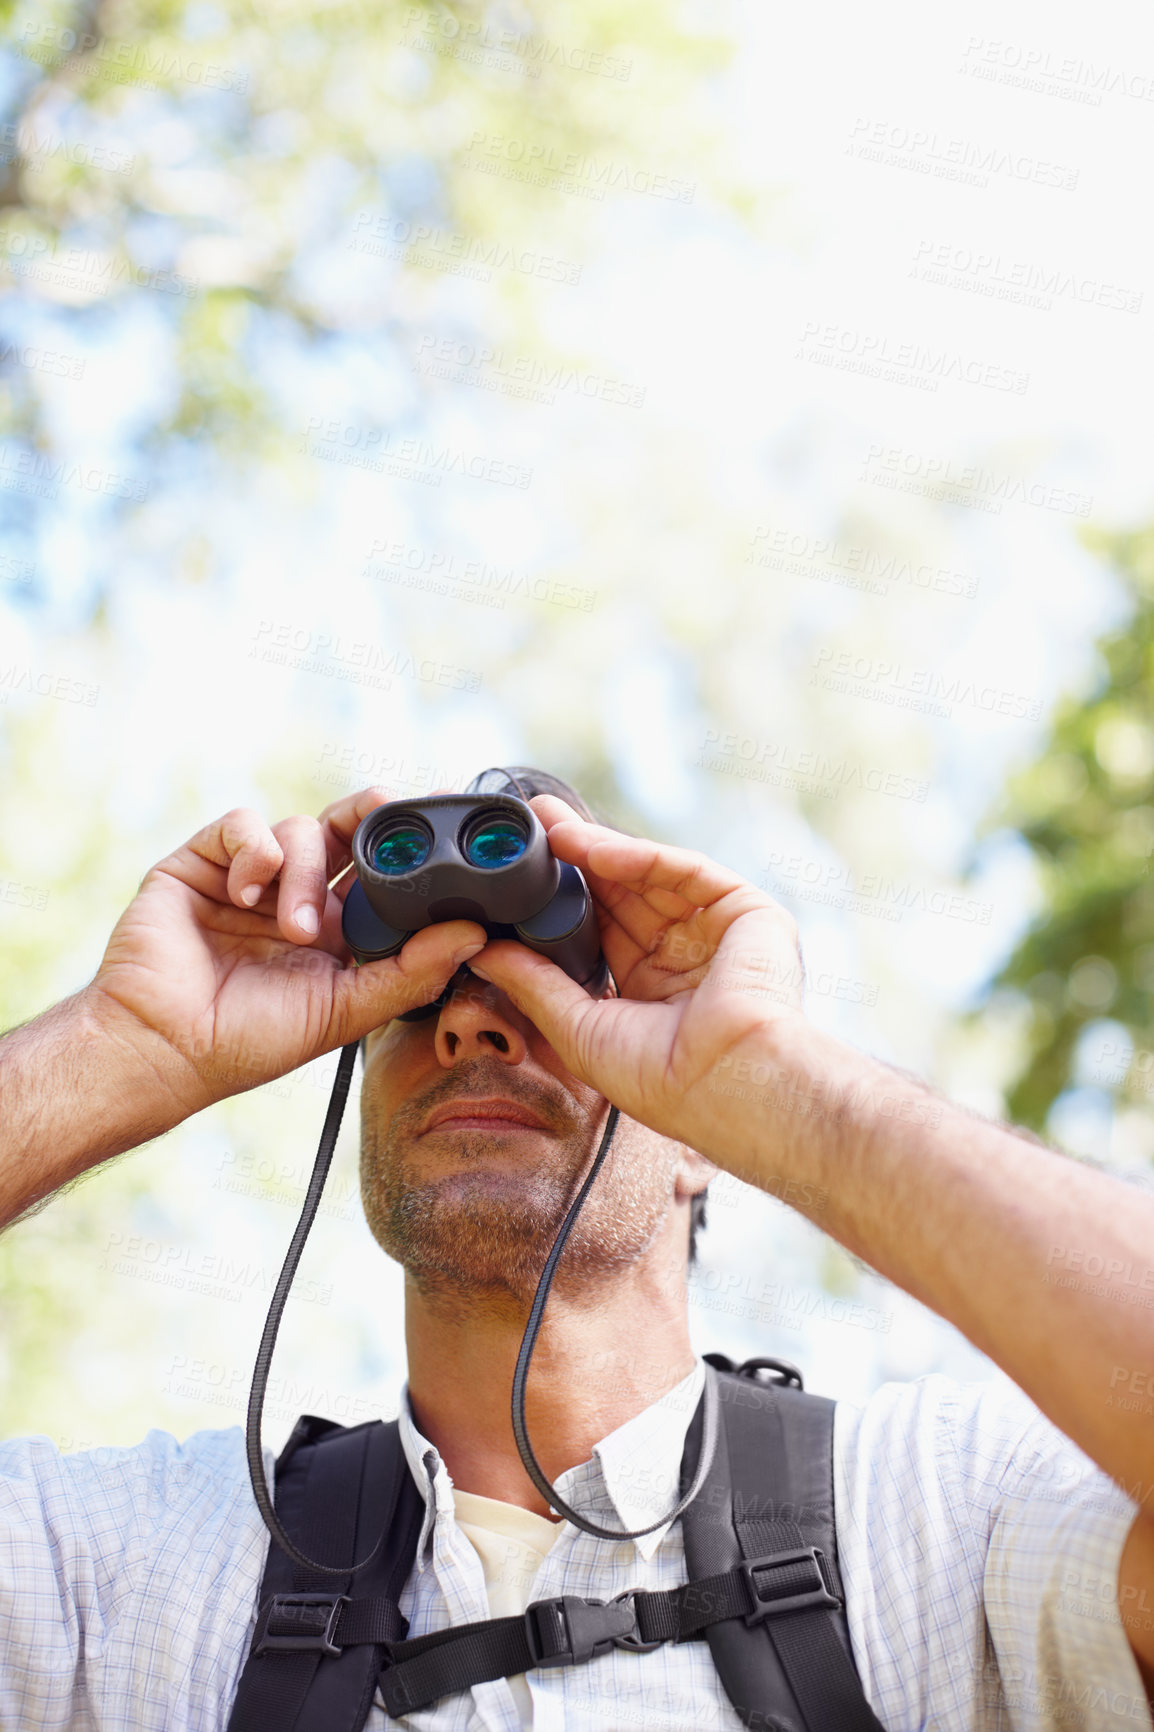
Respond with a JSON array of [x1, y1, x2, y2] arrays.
[[433, 968, 529, 1065]]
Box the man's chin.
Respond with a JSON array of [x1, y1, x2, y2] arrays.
[[374, 1174, 564, 1296], [435, 1165, 555, 1201]]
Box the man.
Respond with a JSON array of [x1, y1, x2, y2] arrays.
[[1, 767, 1153, 1731]]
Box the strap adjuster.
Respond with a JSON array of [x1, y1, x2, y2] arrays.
[[523, 1595, 638, 1667], [253, 1592, 349, 1656], [740, 1547, 841, 1625]]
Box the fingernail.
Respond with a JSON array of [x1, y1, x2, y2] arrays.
[[452, 941, 484, 967], [240, 884, 261, 906], [297, 905, 319, 935], [467, 962, 492, 983]]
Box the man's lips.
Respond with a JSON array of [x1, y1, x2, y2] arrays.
[[419, 1097, 554, 1135]]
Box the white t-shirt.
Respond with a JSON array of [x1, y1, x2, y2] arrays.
[[452, 1488, 563, 1727]]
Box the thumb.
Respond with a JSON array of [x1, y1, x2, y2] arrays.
[[328, 920, 486, 1043], [467, 939, 602, 1083]]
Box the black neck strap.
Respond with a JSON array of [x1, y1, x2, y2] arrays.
[[246, 1059, 718, 1568], [510, 1102, 719, 1538]]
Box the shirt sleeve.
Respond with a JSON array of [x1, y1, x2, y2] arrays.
[[834, 1372, 1153, 1732], [0, 1426, 270, 1732], [973, 1380, 1154, 1731]]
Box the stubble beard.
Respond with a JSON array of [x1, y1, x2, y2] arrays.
[[359, 1057, 675, 1309]]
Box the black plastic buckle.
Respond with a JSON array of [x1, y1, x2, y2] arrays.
[[253, 1592, 349, 1656], [524, 1595, 638, 1667], [740, 1548, 841, 1625], [608, 1588, 664, 1654]]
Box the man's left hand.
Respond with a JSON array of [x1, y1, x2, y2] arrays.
[[467, 795, 805, 1159]]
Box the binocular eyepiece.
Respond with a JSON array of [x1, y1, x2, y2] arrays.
[[341, 793, 609, 1019]]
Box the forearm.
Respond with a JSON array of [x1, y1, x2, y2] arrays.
[[0, 989, 190, 1230], [704, 1014, 1154, 1501]]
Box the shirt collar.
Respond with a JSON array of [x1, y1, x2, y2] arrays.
[[396, 1403, 451, 1562], [398, 1358, 706, 1564]]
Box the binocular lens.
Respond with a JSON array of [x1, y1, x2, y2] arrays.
[[463, 817, 528, 869], [372, 823, 432, 875]]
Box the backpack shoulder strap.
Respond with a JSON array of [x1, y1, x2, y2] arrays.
[[679, 1359, 885, 1732], [227, 1413, 423, 1732]]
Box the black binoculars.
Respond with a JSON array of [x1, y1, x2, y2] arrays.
[[341, 793, 610, 1019]]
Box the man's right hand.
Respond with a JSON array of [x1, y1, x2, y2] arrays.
[[82, 787, 487, 1123]]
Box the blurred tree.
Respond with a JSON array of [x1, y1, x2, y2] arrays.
[[986, 522, 1154, 1138], [0, 0, 732, 592], [0, 0, 1023, 1441], [0, 0, 751, 1442]]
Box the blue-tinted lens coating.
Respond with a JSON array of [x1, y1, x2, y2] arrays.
[[373, 825, 430, 874], [465, 819, 527, 869]]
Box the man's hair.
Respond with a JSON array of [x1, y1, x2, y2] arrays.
[[463, 763, 605, 820], [469, 765, 709, 1265]]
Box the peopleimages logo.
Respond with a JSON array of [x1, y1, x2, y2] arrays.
[[0, 123, 135, 176], [0, 442, 148, 503], [959, 36, 1154, 106], [19, 21, 248, 91], [746, 525, 979, 599], [691, 1268, 894, 1335], [99, 1234, 332, 1306], [763, 853, 994, 926], [0, 665, 99, 706], [859, 443, 1093, 518], [300, 418, 533, 491], [793, 321, 1028, 395], [910, 238, 1142, 314], [846, 116, 1079, 190], [698, 728, 930, 803], [364, 536, 596, 613], [248, 620, 483, 695], [402, 9, 633, 81], [0, 227, 197, 299], [313, 743, 468, 798], [412, 334, 646, 409], [811, 647, 1042, 720], [0, 337, 84, 380], [463, 131, 696, 203], [348, 209, 583, 286]]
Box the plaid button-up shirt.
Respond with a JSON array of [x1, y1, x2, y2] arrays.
[[1, 1361, 1149, 1729]]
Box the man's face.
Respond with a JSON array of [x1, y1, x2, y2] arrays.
[[359, 968, 699, 1306]]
